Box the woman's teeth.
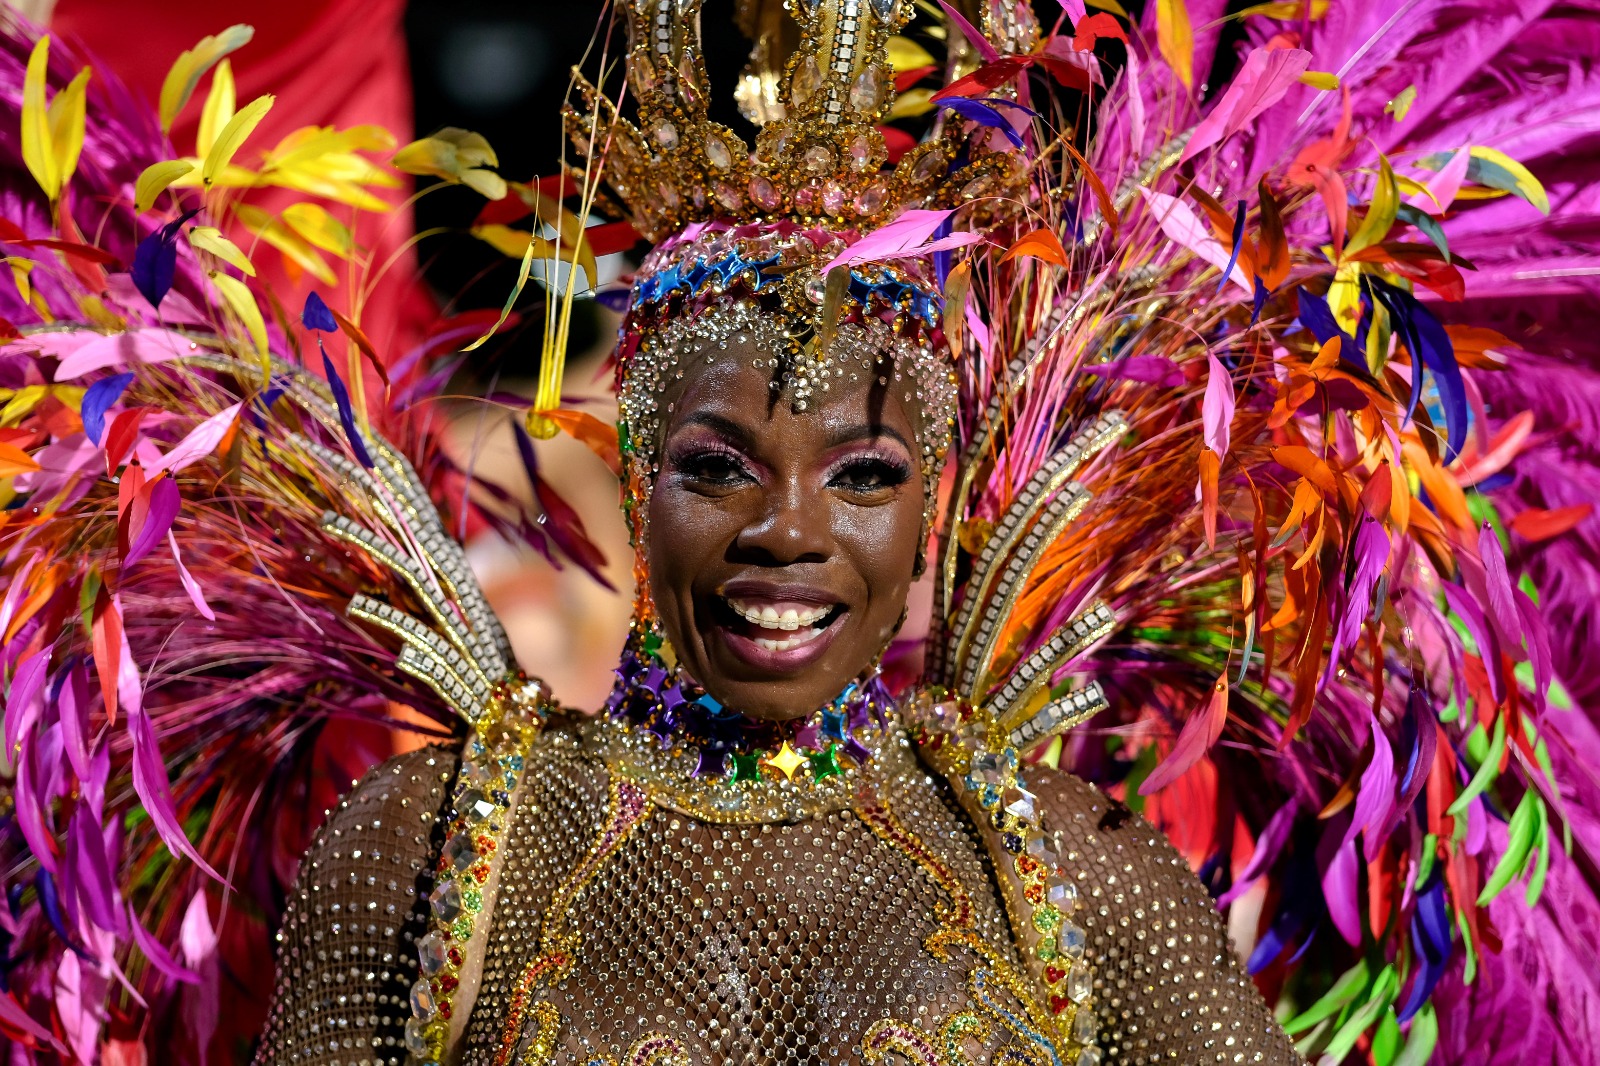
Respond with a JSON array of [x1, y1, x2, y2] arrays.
[[752, 627, 825, 652], [724, 598, 836, 651], [725, 599, 832, 631]]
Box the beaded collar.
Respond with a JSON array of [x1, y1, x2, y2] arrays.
[[591, 638, 905, 823]]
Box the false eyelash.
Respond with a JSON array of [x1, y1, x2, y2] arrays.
[[827, 451, 914, 486], [668, 440, 761, 483]]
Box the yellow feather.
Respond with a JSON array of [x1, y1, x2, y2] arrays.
[[158, 24, 255, 133], [1468, 146, 1550, 216], [188, 226, 256, 277], [233, 203, 338, 285], [202, 95, 274, 189], [47, 67, 91, 199], [1157, 0, 1194, 92], [196, 59, 237, 159], [135, 159, 197, 214], [1346, 156, 1398, 256], [281, 203, 354, 257], [21, 37, 57, 202], [209, 271, 269, 372]]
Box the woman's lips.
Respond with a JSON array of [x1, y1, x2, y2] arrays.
[[712, 592, 846, 671]]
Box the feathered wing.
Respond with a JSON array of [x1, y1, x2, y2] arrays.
[[929, 1, 1600, 1061], [0, 22, 582, 1062]]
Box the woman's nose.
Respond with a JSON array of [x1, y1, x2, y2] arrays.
[[733, 475, 831, 564]]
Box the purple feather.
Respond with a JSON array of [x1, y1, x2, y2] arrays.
[[1368, 277, 1467, 461], [1396, 685, 1438, 816], [1218, 200, 1246, 295], [1218, 800, 1299, 907], [936, 97, 1028, 148], [130, 209, 199, 311], [32, 870, 78, 954], [65, 808, 119, 934], [2, 647, 48, 757], [80, 373, 132, 444], [122, 476, 180, 569], [126, 906, 197, 986], [1398, 876, 1452, 1022], [319, 347, 374, 468], [1295, 286, 1349, 347], [127, 706, 226, 884], [300, 291, 337, 333]]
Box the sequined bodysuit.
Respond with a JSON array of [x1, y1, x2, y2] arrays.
[[255, 716, 1299, 1066]]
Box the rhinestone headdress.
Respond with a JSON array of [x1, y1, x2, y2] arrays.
[[571, 0, 1036, 240], [570, 0, 1037, 465]]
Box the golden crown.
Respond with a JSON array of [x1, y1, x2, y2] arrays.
[[566, 0, 1040, 243]]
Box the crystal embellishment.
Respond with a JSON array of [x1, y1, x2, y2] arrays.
[[792, 56, 822, 105], [443, 832, 478, 870], [849, 67, 882, 113], [410, 978, 437, 1020], [417, 931, 448, 976], [459, 788, 496, 822], [650, 119, 679, 150], [1058, 921, 1086, 960], [431, 880, 463, 923]]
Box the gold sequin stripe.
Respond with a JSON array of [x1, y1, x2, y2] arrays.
[[348, 595, 490, 720], [945, 414, 1123, 686], [186, 357, 513, 695], [494, 778, 655, 1066], [293, 433, 492, 653], [989, 603, 1117, 733], [370, 438, 513, 667], [180, 354, 508, 674], [851, 782, 975, 930], [319, 513, 486, 668], [934, 351, 1033, 629], [952, 483, 1091, 697], [1004, 683, 1109, 753], [944, 459, 1082, 682]]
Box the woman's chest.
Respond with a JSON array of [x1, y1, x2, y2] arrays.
[[457, 763, 1028, 1065]]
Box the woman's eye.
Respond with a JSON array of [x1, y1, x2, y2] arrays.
[[679, 451, 752, 486], [831, 458, 911, 493]]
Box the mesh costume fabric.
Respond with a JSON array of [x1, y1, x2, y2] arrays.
[[255, 749, 457, 1065], [254, 725, 1299, 1065]]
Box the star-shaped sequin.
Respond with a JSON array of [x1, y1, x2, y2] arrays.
[[693, 747, 727, 778], [808, 744, 843, 782], [729, 751, 761, 784], [763, 741, 807, 781], [820, 708, 847, 741]]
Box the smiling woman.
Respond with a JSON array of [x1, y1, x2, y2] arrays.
[[5, 0, 1593, 1064], [648, 330, 926, 720]]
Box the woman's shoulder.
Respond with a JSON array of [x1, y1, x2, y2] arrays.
[[1021, 763, 1303, 1064], [255, 740, 463, 1065]]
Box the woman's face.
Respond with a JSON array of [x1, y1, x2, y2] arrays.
[[646, 340, 926, 721]]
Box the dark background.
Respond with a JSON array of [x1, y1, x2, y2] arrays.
[[404, 0, 763, 371]]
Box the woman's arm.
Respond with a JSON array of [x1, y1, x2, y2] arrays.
[[254, 743, 460, 1066], [1029, 766, 1303, 1065]]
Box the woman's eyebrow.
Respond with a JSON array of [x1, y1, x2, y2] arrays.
[[826, 424, 912, 451], [676, 411, 754, 444]]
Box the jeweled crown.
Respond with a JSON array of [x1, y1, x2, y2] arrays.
[[567, 0, 1038, 243]]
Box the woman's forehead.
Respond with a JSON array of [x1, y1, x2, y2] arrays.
[[666, 341, 923, 439]]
